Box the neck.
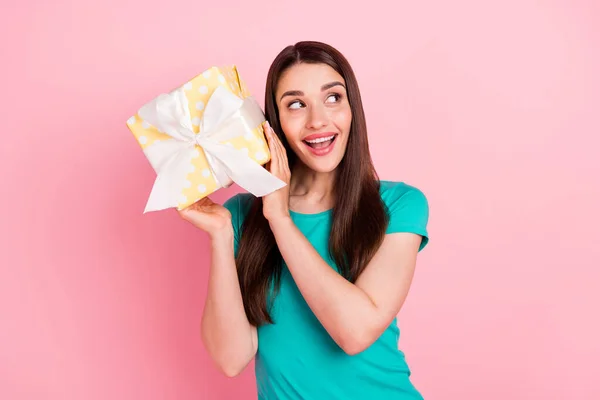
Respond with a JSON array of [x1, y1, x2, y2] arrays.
[[288, 162, 337, 213]]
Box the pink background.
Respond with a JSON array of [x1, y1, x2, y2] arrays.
[[2, 0, 599, 399]]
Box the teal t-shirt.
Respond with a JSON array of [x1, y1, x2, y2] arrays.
[[223, 180, 430, 400]]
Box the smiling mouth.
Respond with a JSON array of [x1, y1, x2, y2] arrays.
[[303, 134, 337, 149]]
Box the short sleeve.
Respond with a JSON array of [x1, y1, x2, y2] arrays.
[[384, 184, 430, 252], [222, 193, 254, 256], [223, 194, 242, 256]]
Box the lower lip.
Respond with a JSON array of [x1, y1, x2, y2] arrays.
[[303, 135, 338, 156]]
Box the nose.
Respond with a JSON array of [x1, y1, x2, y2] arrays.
[[305, 103, 327, 130]]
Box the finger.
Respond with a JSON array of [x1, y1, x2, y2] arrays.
[[271, 128, 286, 175], [270, 130, 287, 174], [263, 120, 273, 142], [188, 198, 204, 211], [198, 196, 213, 206], [268, 126, 286, 175], [265, 121, 290, 178], [276, 136, 288, 164], [274, 137, 285, 175], [264, 122, 281, 154], [264, 122, 278, 171], [184, 197, 211, 213]]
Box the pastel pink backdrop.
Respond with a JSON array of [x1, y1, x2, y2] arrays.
[[1, 0, 599, 399]]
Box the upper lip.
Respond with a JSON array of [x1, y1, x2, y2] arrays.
[[302, 132, 338, 141]]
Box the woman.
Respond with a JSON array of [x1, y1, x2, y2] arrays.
[[180, 41, 430, 399]]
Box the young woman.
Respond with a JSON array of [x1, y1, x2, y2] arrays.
[[180, 41, 430, 399]]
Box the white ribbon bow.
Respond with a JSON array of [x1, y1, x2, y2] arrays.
[[137, 85, 286, 213]]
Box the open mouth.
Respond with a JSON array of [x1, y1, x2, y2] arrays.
[[303, 134, 338, 156]]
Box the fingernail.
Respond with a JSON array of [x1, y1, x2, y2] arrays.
[[265, 120, 271, 129]]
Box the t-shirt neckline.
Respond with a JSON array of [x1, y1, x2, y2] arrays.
[[289, 208, 333, 219]]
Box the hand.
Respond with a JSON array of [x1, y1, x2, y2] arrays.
[[262, 121, 291, 222], [178, 197, 233, 239]]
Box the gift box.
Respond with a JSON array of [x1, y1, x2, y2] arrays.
[[126, 65, 285, 213]]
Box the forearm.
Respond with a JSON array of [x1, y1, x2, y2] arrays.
[[269, 217, 379, 354], [201, 229, 256, 376]]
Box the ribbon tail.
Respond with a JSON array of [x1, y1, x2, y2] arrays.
[[204, 144, 286, 197], [144, 171, 179, 213], [143, 141, 196, 213]]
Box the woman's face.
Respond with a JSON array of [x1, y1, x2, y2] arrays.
[[275, 63, 352, 173]]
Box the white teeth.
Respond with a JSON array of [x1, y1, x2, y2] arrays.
[[305, 135, 335, 144]]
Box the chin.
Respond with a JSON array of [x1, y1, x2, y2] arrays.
[[297, 152, 344, 174]]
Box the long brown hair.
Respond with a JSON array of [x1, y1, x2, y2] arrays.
[[236, 41, 388, 326]]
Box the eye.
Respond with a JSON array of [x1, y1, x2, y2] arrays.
[[326, 93, 341, 103], [287, 100, 304, 110]]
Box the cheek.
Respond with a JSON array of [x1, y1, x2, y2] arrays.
[[332, 106, 352, 133], [279, 115, 303, 146]]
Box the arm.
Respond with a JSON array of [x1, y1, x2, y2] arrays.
[[179, 198, 257, 377], [269, 217, 422, 355], [261, 121, 426, 355], [200, 229, 258, 376]]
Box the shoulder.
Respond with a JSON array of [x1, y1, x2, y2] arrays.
[[223, 192, 256, 252], [379, 180, 430, 250], [379, 180, 428, 209], [223, 192, 255, 225], [223, 192, 255, 213]]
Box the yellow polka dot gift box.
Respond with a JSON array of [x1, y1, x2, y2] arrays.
[[126, 65, 286, 213]]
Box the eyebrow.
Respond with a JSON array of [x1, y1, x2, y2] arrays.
[[279, 81, 346, 101]]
